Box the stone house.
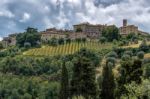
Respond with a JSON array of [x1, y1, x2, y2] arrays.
[[73, 22, 110, 38], [119, 19, 149, 35], [41, 27, 88, 41], [2, 34, 17, 48], [68, 32, 87, 40], [41, 28, 71, 42]]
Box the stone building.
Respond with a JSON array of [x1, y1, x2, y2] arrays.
[[73, 22, 108, 38], [41, 28, 74, 42], [41, 27, 87, 41], [2, 34, 17, 48], [119, 19, 149, 35], [69, 32, 87, 40]]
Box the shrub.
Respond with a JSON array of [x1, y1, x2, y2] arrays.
[[49, 38, 58, 46], [118, 40, 129, 46], [124, 51, 133, 57], [24, 42, 31, 48], [35, 41, 41, 48], [139, 40, 149, 52], [82, 38, 86, 43], [133, 39, 138, 44], [113, 39, 117, 44], [143, 63, 150, 78], [142, 58, 150, 64], [106, 57, 116, 67], [137, 51, 145, 59], [75, 38, 82, 42], [66, 38, 71, 44], [121, 54, 131, 61], [58, 38, 65, 45], [99, 37, 106, 44], [72, 96, 85, 99], [76, 28, 82, 32], [106, 51, 118, 58]]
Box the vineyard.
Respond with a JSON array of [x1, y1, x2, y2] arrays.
[[23, 42, 114, 56]]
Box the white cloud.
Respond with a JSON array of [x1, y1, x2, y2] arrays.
[[0, 10, 15, 18], [43, 17, 54, 28], [0, 37, 2, 41], [19, 12, 30, 22], [56, 11, 70, 28]]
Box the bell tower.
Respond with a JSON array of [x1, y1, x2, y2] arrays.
[[123, 19, 127, 27]]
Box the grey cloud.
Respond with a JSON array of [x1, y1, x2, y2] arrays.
[[0, 0, 150, 38]]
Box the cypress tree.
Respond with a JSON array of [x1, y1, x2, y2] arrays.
[[80, 57, 97, 99], [129, 59, 142, 84], [101, 62, 115, 99], [60, 62, 69, 99], [70, 48, 98, 98], [70, 57, 82, 96]]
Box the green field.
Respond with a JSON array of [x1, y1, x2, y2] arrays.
[[23, 42, 114, 56]]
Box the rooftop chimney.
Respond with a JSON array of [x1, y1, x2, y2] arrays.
[[123, 19, 127, 27]]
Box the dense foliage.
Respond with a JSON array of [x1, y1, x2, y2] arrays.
[[1, 28, 150, 99], [0, 74, 60, 99], [16, 27, 41, 47], [101, 25, 119, 42]]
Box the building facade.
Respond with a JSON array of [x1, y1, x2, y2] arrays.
[[41, 28, 66, 42], [119, 19, 149, 35], [2, 34, 17, 48], [73, 22, 108, 38], [41, 28, 87, 41], [69, 32, 87, 40]]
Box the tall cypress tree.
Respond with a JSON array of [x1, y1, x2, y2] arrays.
[[70, 57, 82, 96], [70, 48, 98, 98], [101, 62, 115, 99], [60, 62, 69, 99], [80, 57, 97, 99]]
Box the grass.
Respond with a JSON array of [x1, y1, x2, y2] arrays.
[[144, 53, 150, 58], [23, 42, 114, 56], [122, 41, 142, 48], [122, 41, 150, 48]]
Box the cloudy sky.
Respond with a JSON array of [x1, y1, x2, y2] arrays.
[[0, 0, 150, 40]]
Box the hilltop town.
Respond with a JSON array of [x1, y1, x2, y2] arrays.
[[1, 19, 150, 99], [1, 19, 149, 48], [2, 0, 150, 98]]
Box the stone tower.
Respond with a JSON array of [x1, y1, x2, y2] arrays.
[[123, 19, 127, 27]]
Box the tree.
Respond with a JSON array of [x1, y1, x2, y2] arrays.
[[24, 42, 31, 48], [117, 58, 143, 98], [58, 38, 65, 45], [102, 25, 119, 42], [143, 63, 150, 78], [130, 59, 142, 84], [124, 51, 133, 57], [106, 57, 116, 67], [121, 80, 150, 99], [126, 33, 137, 40], [101, 62, 115, 99], [66, 38, 71, 44], [49, 37, 58, 46], [76, 28, 82, 32], [99, 37, 106, 44], [137, 51, 144, 59], [121, 54, 131, 61], [60, 62, 69, 99], [0, 42, 3, 49], [16, 27, 41, 47], [82, 38, 86, 43], [106, 51, 118, 58], [139, 39, 149, 52], [70, 48, 98, 98]]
